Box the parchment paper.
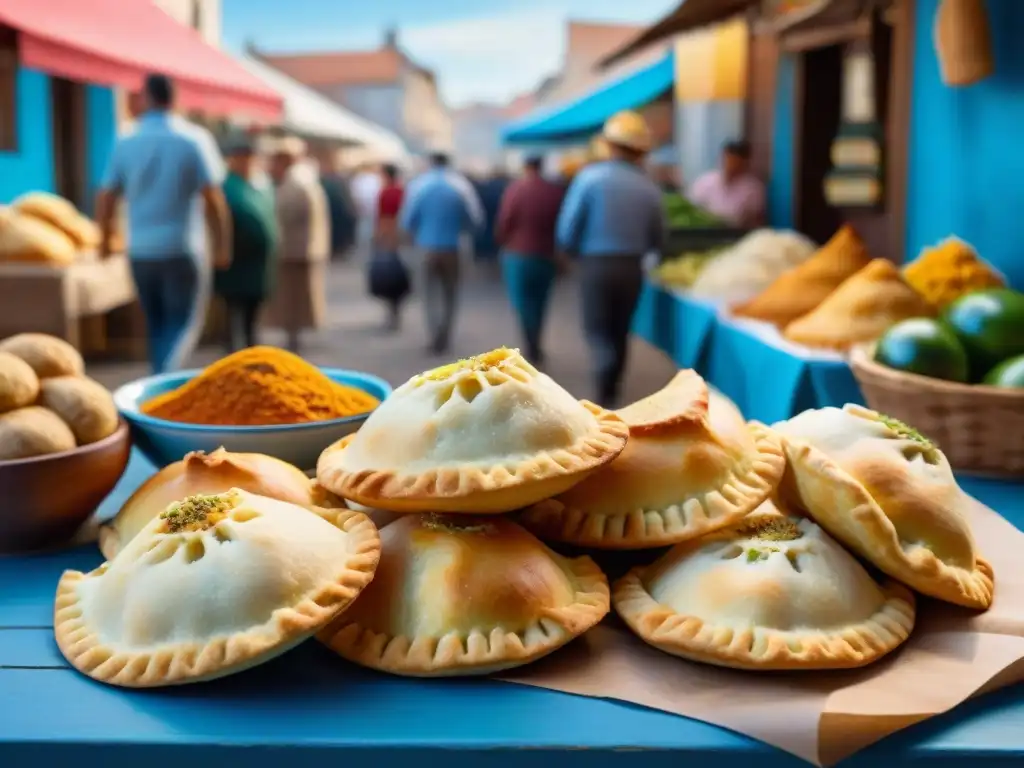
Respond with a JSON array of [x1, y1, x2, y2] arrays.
[[501, 496, 1024, 766]]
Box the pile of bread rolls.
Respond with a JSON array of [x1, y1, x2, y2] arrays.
[[0, 192, 124, 267], [0, 333, 119, 460]]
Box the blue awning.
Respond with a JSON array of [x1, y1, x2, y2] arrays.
[[502, 49, 675, 145]]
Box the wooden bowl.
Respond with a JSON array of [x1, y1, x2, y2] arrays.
[[0, 419, 131, 553]]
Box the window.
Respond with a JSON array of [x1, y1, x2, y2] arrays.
[[0, 26, 16, 151], [191, 0, 203, 32]]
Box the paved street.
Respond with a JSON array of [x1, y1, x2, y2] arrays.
[[87, 256, 677, 403]]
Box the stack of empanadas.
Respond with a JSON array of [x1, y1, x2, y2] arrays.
[[609, 402, 993, 671], [783, 258, 935, 350], [733, 224, 873, 327], [13, 191, 101, 250], [0, 206, 77, 266], [315, 348, 627, 676]]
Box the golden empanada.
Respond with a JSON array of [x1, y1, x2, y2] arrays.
[[613, 500, 916, 670], [519, 371, 785, 549], [316, 348, 628, 513], [318, 514, 609, 676], [775, 405, 994, 609], [734, 224, 873, 327], [783, 259, 934, 350], [55, 489, 381, 687], [13, 191, 101, 249]]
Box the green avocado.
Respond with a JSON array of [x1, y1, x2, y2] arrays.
[[874, 318, 969, 383], [942, 289, 1024, 381], [983, 354, 1024, 389]]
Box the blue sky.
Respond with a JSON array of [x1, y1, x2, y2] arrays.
[[222, 0, 677, 107]]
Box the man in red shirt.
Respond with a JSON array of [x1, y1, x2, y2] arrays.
[[370, 164, 410, 331], [496, 155, 567, 364]]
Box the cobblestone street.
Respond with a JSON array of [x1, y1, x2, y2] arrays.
[[87, 256, 678, 403]]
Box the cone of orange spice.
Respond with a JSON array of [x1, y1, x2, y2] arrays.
[[141, 347, 380, 426]]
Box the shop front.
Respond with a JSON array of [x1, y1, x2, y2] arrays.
[[0, 0, 282, 209], [606, 0, 1021, 288]]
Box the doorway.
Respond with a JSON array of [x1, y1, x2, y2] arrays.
[[50, 76, 87, 209], [793, 17, 894, 257]]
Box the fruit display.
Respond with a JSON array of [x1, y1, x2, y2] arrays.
[[652, 248, 723, 288], [942, 288, 1024, 383], [663, 193, 724, 229], [871, 287, 1024, 389]]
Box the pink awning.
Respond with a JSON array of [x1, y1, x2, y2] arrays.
[[0, 0, 282, 120]]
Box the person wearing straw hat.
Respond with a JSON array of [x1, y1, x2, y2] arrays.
[[556, 110, 666, 408], [263, 134, 330, 353]]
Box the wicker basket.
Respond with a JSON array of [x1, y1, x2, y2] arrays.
[[849, 345, 1024, 478]]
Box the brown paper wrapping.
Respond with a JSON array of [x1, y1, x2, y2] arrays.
[[501, 496, 1024, 766]]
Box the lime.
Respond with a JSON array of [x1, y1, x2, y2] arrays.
[[983, 354, 1024, 389], [942, 289, 1024, 382], [874, 318, 969, 382]]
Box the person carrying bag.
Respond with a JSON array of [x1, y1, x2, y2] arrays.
[[369, 164, 410, 330]]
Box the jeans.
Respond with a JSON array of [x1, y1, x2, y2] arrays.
[[130, 255, 201, 375], [579, 255, 644, 408], [421, 250, 460, 353], [223, 298, 262, 353], [501, 252, 556, 362]]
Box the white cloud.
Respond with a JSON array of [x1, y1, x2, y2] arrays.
[[399, 8, 567, 106]]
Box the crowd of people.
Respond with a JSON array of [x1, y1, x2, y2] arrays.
[[96, 72, 766, 409]]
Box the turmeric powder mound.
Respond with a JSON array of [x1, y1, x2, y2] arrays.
[[141, 347, 380, 426], [903, 237, 1005, 309]]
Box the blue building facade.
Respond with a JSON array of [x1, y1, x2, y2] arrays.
[[767, 0, 1023, 289], [0, 66, 117, 211]]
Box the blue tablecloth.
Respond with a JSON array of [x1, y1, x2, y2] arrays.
[[635, 281, 864, 422], [2, 455, 1022, 767]]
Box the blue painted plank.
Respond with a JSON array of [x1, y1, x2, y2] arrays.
[[0, 628, 64, 668]]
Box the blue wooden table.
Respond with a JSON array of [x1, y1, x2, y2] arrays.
[[2, 453, 1023, 768], [633, 281, 864, 423]]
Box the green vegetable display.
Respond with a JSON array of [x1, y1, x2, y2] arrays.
[[663, 193, 724, 229]]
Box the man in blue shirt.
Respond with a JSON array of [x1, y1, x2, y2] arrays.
[[399, 153, 482, 354], [96, 73, 231, 375], [557, 111, 666, 407]]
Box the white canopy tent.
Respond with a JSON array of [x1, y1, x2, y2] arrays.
[[238, 54, 411, 167]]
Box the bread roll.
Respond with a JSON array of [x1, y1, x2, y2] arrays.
[[0, 209, 77, 266], [0, 351, 40, 413], [39, 376, 118, 445], [0, 406, 76, 460], [12, 192, 100, 249], [0, 333, 85, 379]]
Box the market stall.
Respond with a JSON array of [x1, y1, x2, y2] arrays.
[[0, 193, 136, 350], [639, 225, 1023, 427], [1, 339, 1024, 767]]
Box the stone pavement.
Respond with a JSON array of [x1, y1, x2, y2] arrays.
[[87, 257, 678, 403]]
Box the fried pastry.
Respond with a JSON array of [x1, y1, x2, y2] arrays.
[[783, 259, 934, 350], [775, 405, 994, 609], [734, 224, 873, 327], [318, 514, 609, 676], [317, 347, 629, 513], [54, 489, 381, 687], [519, 371, 785, 549], [613, 500, 916, 670]]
